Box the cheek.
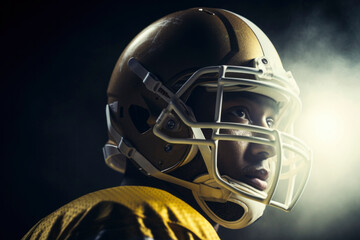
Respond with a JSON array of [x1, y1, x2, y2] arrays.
[[217, 129, 250, 175]]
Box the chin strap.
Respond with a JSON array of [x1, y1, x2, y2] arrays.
[[117, 135, 228, 200], [102, 103, 126, 174], [193, 174, 266, 229]]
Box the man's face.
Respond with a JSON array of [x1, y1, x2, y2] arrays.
[[191, 90, 278, 191], [218, 93, 278, 191]]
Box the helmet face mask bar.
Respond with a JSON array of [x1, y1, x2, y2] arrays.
[[150, 57, 312, 210], [103, 56, 312, 228]]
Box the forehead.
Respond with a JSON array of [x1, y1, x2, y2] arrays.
[[222, 92, 279, 114]]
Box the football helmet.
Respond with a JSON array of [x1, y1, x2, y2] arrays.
[[103, 8, 312, 229]]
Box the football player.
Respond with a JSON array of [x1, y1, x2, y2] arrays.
[[23, 8, 311, 240]]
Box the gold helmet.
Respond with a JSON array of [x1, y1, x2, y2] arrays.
[[103, 8, 312, 229]]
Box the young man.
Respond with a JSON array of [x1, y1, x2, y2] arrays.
[[23, 8, 312, 239]]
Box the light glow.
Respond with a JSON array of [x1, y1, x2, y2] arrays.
[[280, 50, 360, 235], [311, 110, 340, 141], [298, 91, 351, 150]]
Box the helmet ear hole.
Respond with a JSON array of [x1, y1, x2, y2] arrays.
[[129, 105, 151, 133]]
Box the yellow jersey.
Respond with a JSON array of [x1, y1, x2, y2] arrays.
[[22, 186, 220, 240]]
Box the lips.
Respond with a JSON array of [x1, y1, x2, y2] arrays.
[[242, 168, 269, 191]]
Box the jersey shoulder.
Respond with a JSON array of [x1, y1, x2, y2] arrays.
[[22, 186, 219, 240]]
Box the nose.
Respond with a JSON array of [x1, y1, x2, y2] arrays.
[[248, 131, 276, 162], [249, 115, 277, 158], [249, 142, 276, 161]]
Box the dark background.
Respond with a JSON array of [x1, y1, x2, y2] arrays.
[[2, 0, 359, 239]]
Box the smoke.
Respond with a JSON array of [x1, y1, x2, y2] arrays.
[[220, 3, 360, 239], [283, 8, 360, 238]]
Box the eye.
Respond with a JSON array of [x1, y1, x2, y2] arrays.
[[232, 109, 246, 118], [266, 118, 275, 128], [229, 107, 251, 123]]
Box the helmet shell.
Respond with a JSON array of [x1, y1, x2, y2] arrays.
[[107, 8, 284, 172]]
